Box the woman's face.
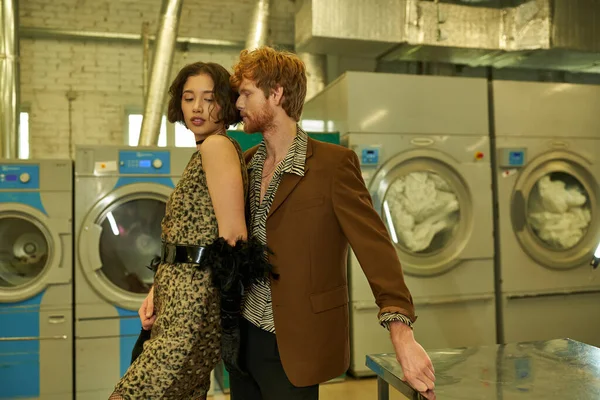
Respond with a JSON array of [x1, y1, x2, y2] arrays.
[[181, 73, 224, 140]]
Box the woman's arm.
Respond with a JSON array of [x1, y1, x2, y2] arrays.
[[200, 135, 247, 245]]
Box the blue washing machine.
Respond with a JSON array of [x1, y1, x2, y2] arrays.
[[74, 146, 192, 399], [0, 160, 73, 399]]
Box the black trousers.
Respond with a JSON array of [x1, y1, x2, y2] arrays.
[[228, 319, 319, 400]]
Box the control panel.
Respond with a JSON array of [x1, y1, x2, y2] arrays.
[[0, 165, 40, 189], [359, 147, 381, 167], [118, 151, 171, 175], [498, 148, 527, 168]]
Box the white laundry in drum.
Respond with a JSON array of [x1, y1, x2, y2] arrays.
[[527, 174, 592, 249], [385, 171, 460, 253]]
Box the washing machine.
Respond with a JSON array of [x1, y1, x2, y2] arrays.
[[74, 146, 192, 399], [302, 71, 497, 376], [493, 80, 600, 346], [0, 160, 73, 399]]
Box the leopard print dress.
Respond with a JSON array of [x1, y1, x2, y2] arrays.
[[112, 135, 247, 399]]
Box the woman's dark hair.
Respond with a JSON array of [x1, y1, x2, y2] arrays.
[[167, 62, 241, 128]]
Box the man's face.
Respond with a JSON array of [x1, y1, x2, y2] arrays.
[[236, 78, 275, 134]]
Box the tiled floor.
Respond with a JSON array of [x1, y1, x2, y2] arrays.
[[209, 377, 410, 400]]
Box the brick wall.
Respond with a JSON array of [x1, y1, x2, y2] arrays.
[[19, 0, 296, 158]]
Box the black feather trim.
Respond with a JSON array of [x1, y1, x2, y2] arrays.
[[200, 237, 278, 292], [146, 255, 161, 273], [198, 236, 278, 373]]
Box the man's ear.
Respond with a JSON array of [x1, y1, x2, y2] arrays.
[[270, 85, 284, 106]]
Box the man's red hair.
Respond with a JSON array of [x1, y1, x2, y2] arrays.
[[231, 47, 307, 121]]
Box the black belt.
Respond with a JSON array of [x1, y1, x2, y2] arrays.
[[160, 242, 206, 264]]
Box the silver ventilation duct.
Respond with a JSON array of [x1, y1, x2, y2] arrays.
[[246, 0, 271, 50], [296, 0, 600, 73], [299, 53, 327, 101], [0, 0, 19, 159], [138, 0, 183, 146], [294, 1, 328, 103]]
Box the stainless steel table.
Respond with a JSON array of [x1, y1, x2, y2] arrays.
[[366, 338, 600, 399]]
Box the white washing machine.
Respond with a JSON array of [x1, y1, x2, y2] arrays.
[[74, 146, 192, 399], [0, 160, 73, 399], [303, 72, 497, 376], [493, 80, 600, 346]]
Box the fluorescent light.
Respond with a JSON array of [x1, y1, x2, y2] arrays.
[[383, 200, 399, 244], [591, 239, 600, 269], [106, 212, 120, 236]]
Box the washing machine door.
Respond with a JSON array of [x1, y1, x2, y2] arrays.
[[78, 183, 170, 310], [0, 205, 70, 302], [511, 151, 598, 269], [370, 149, 473, 276]]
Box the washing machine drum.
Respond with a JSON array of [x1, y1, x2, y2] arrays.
[[97, 198, 165, 294], [385, 171, 461, 254], [527, 172, 592, 250], [0, 217, 49, 287]]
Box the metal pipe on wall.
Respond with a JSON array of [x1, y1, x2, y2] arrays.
[[142, 22, 151, 104], [138, 0, 183, 146], [246, 0, 270, 50], [0, 0, 19, 159], [20, 26, 246, 49]]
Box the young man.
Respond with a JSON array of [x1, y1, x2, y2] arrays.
[[227, 47, 435, 399]]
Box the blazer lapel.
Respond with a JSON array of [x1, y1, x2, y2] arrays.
[[267, 138, 314, 219], [267, 173, 302, 219]]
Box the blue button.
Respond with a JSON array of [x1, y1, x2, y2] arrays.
[[509, 151, 524, 166]]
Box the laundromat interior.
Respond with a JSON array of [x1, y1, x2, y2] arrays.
[[1, 0, 600, 399]]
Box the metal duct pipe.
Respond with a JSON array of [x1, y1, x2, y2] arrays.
[[142, 22, 151, 104], [138, 0, 183, 146], [0, 0, 19, 159], [299, 53, 327, 101], [20, 26, 246, 49], [296, 0, 600, 74], [246, 0, 270, 50]]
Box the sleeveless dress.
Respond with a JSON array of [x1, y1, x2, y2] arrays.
[[113, 136, 248, 399]]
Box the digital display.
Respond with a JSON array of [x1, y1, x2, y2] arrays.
[[5, 175, 17, 181], [139, 160, 151, 168]]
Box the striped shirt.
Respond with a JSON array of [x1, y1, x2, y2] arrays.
[[242, 126, 413, 333]]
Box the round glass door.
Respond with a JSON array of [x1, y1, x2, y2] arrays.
[[97, 198, 165, 294], [512, 152, 597, 269], [0, 217, 50, 288], [384, 171, 461, 255], [371, 153, 473, 276], [527, 172, 592, 251]]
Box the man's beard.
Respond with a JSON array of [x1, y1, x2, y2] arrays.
[[243, 103, 275, 134]]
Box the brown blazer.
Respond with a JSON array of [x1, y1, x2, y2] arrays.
[[244, 137, 415, 387]]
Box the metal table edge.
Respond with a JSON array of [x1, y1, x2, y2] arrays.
[[366, 355, 422, 399]]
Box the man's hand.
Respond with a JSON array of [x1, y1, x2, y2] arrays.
[[390, 321, 435, 397], [139, 286, 156, 331]]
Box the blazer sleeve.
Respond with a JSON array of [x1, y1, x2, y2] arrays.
[[332, 150, 416, 322]]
